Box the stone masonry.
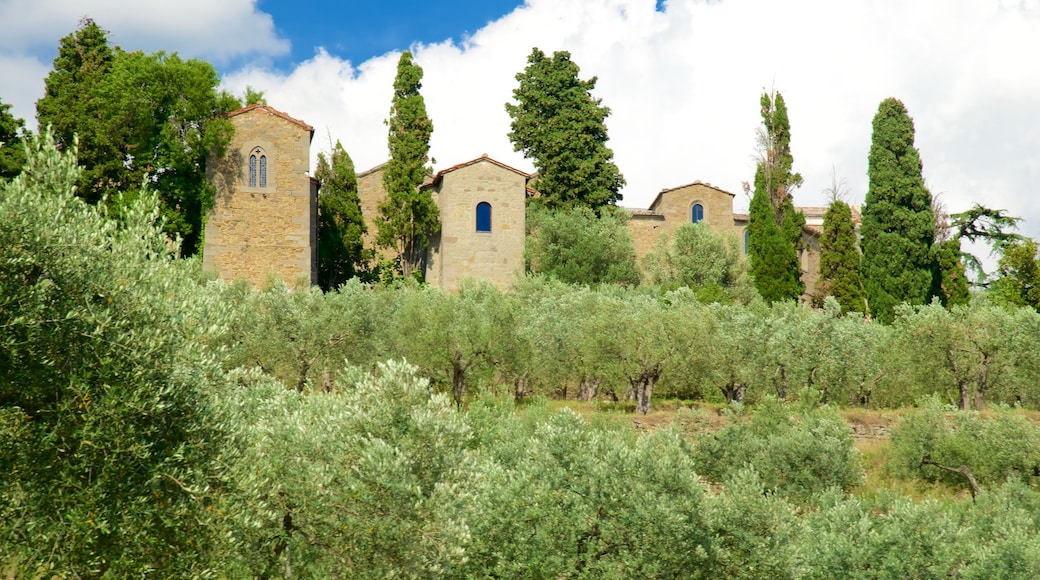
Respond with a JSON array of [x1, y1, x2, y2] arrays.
[[204, 105, 318, 286]]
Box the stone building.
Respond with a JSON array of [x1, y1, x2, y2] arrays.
[[356, 155, 531, 291], [203, 105, 318, 286], [203, 105, 839, 297]]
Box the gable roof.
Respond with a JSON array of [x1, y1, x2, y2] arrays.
[[356, 161, 388, 179], [648, 180, 736, 212], [226, 104, 314, 134], [423, 154, 531, 189]]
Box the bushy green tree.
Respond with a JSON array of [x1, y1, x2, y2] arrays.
[[747, 91, 805, 302], [860, 97, 936, 322], [506, 48, 625, 210], [377, 50, 439, 280], [525, 205, 640, 286], [992, 238, 1040, 310], [316, 140, 371, 289], [818, 200, 866, 313], [691, 399, 863, 502], [932, 237, 971, 308], [36, 20, 239, 255], [0, 131, 226, 576], [0, 97, 26, 180], [642, 222, 757, 303]]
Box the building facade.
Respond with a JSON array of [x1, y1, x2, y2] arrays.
[[204, 105, 318, 286]]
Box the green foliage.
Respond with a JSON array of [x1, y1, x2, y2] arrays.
[[242, 85, 266, 105], [506, 47, 625, 210], [0, 97, 26, 180], [0, 131, 226, 577], [747, 91, 805, 302], [642, 222, 757, 303], [36, 20, 239, 255], [377, 50, 439, 280], [949, 203, 1025, 281], [316, 140, 371, 289], [932, 237, 971, 308], [992, 238, 1040, 310], [889, 397, 1040, 491], [692, 399, 863, 502], [860, 97, 937, 322], [526, 204, 641, 286], [818, 200, 866, 313]]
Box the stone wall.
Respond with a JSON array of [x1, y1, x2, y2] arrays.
[[425, 157, 527, 291], [204, 105, 316, 286], [627, 182, 747, 261]]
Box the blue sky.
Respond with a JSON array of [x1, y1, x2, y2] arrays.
[[1, 0, 1039, 274], [254, 0, 526, 71]]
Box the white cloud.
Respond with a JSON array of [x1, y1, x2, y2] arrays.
[[0, 0, 288, 125], [4, 0, 1040, 271]]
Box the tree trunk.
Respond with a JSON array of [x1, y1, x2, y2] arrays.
[[451, 350, 466, 410], [922, 455, 982, 500], [577, 376, 600, 402], [295, 359, 311, 393], [721, 380, 746, 404], [974, 353, 991, 411], [773, 365, 788, 400], [633, 367, 661, 415], [513, 372, 529, 402]]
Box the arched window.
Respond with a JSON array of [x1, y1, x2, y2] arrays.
[[259, 155, 268, 188], [248, 154, 257, 187], [691, 203, 704, 224], [476, 202, 492, 232]]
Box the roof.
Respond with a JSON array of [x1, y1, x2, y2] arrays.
[[423, 154, 531, 189], [647, 180, 736, 212], [226, 104, 315, 133], [356, 162, 388, 179]]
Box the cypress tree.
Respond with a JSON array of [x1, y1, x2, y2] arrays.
[[316, 140, 370, 290], [506, 48, 625, 210], [376, 50, 439, 280], [860, 98, 936, 322], [747, 91, 805, 302], [818, 200, 866, 314], [0, 98, 26, 180]]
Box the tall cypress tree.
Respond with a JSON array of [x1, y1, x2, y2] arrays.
[[377, 50, 439, 280], [316, 140, 370, 290], [747, 91, 805, 302], [860, 98, 936, 322], [819, 200, 866, 314], [506, 48, 625, 211]]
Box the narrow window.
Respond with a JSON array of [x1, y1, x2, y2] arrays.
[[248, 154, 257, 187], [691, 203, 704, 223], [744, 229, 750, 254], [476, 202, 492, 232], [259, 155, 268, 188]]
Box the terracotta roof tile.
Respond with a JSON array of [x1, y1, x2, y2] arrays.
[[226, 104, 314, 133]]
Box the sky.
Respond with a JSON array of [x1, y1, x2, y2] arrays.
[[1, 0, 1038, 273]]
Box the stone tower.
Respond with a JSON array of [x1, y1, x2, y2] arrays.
[[204, 105, 318, 286]]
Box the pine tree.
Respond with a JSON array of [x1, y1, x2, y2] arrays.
[[377, 50, 439, 280], [818, 200, 866, 314], [506, 48, 624, 210], [316, 141, 370, 290], [746, 91, 805, 302], [860, 98, 936, 322]]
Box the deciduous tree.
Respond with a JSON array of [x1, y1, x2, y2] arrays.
[[377, 50, 439, 280], [506, 48, 624, 210], [860, 98, 936, 322]]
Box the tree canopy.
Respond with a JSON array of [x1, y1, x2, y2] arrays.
[[746, 91, 805, 302], [35, 19, 239, 255], [0, 98, 27, 180], [860, 97, 936, 322], [376, 50, 439, 280], [506, 48, 624, 211], [316, 140, 371, 289], [818, 200, 866, 314]]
